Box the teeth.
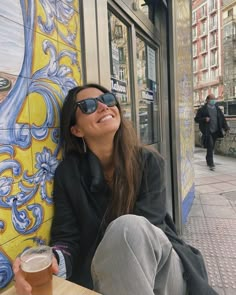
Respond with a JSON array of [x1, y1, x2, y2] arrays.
[[99, 115, 112, 122]]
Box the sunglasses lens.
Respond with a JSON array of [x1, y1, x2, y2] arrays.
[[79, 99, 97, 114], [77, 93, 117, 115], [102, 93, 117, 106]]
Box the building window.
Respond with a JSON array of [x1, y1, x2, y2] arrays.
[[228, 8, 233, 17], [209, 0, 217, 12], [192, 11, 197, 24], [114, 25, 123, 39], [211, 68, 218, 79], [202, 88, 208, 99], [200, 5, 207, 18], [211, 86, 218, 97], [202, 71, 208, 82], [224, 23, 236, 39], [201, 37, 207, 52], [192, 42, 197, 56], [202, 55, 208, 69], [192, 26, 197, 39], [210, 32, 217, 47], [211, 50, 218, 66], [200, 21, 207, 35], [193, 59, 198, 72], [193, 74, 198, 86], [210, 14, 217, 31]]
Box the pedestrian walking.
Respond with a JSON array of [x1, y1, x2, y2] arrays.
[[194, 94, 230, 170]]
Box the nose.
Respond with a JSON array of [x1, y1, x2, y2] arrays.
[[97, 100, 108, 111]]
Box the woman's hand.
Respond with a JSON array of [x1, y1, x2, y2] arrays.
[[13, 255, 59, 295], [13, 257, 32, 295]]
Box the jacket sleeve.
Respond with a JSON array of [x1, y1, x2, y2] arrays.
[[50, 165, 80, 279], [194, 107, 206, 123], [219, 108, 230, 131], [134, 150, 167, 226]]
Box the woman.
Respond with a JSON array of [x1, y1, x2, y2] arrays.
[[13, 83, 217, 295]]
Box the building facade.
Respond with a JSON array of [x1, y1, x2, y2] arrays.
[[0, 0, 195, 291], [222, 0, 236, 115], [192, 0, 224, 107]]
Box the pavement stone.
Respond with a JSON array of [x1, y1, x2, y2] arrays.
[[183, 147, 236, 294]]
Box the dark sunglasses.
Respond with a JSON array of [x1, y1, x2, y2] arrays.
[[75, 92, 118, 115]]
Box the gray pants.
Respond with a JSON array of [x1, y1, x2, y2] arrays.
[[91, 215, 187, 295]]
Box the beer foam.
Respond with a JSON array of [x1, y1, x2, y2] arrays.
[[21, 254, 51, 273]]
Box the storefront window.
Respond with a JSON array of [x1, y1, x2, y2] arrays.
[[108, 11, 131, 121], [136, 36, 159, 144]]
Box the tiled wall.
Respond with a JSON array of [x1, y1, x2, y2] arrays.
[[0, 0, 82, 290]]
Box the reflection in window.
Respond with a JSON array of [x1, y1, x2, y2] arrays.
[[136, 36, 159, 145], [139, 0, 149, 17], [108, 11, 131, 121]]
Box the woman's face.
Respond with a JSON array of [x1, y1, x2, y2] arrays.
[[70, 87, 121, 141]]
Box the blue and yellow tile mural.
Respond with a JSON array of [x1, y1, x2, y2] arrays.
[[0, 0, 82, 290]]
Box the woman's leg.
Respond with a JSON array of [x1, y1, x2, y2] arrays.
[[91, 215, 186, 295]]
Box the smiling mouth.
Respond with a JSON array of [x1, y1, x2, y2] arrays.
[[98, 115, 113, 123]]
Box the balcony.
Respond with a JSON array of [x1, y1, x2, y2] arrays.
[[223, 14, 236, 25], [200, 47, 207, 54], [210, 61, 218, 67], [210, 40, 218, 49], [199, 11, 207, 21], [209, 23, 218, 32], [209, 5, 217, 14], [224, 34, 236, 42], [199, 30, 208, 37]]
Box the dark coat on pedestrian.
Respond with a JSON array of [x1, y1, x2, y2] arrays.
[[50, 148, 218, 295], [194, 103, 229, 137]]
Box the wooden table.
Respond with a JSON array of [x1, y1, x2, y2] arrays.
[[1, 276, 101, 295]]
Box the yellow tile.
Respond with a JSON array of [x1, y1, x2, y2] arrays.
[[56, 3, 81, 51], [0, 206, 15, 245], [13, 142, 33, 177], [15, 86, 30, 125], [57, 42, 83, 85], [0, 182, 37, 245], [58, 0, 80, 13], [28, 82, 63, 128], [35, 0, 58, 42], [0, 142, 15, 178], [30, 31, 58, 77]]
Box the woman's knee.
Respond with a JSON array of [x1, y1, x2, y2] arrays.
[[102, 214, 168, 251]]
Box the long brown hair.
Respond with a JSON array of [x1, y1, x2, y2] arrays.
[[61, 83, 143, 222]]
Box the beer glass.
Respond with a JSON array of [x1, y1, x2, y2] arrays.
[[20, 245, 53, 295]]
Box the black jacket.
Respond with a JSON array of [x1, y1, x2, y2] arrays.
[[194, 103, 229, 137], [50, 148, 217, 295]]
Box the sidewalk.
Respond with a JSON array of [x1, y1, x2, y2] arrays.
[[183, 147, 236, 295]]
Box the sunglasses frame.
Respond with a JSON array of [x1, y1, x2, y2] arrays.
[[74, 92, 118, 115]]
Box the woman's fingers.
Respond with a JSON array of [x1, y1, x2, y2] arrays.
[[12, 257, 21, 274], [14, 273, 32, 295], [13, 258, 32, 295], [52, 256, 59, 274]]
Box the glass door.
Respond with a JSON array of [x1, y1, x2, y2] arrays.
[[108, 11, 132, 121], [107, 6, 160, 145], [136, 36, 160, 144]]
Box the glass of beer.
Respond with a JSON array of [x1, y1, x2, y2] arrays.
[[20, 245, 53, 295]]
